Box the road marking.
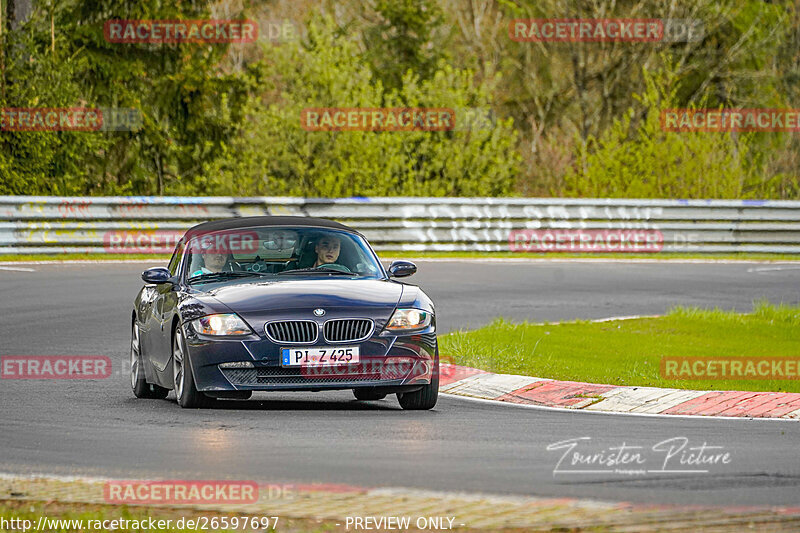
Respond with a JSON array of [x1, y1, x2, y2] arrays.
[[747, 265, 800, 273], [0, 266, 36, 272]]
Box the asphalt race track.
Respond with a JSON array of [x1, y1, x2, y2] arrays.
[[1, 260, 800, 507]]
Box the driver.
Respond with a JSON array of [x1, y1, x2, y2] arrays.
[[191, 251, 230, 277], [188, 239, 234, 277], [314, 235, 341, 267]]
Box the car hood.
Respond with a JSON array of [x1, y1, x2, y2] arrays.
[[194, 278, 404, 322]]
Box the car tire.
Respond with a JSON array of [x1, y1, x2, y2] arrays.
[[173, 324, 215, 408], [131, 322, 169, 399], [397, 353, 439, 410], [353, 389, 387, 401]]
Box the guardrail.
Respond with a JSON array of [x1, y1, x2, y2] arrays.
[[1, 196, 800, 254]]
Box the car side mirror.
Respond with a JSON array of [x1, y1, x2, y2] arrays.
[[142, 267, 173, 285], [388, 260, 417, 278]]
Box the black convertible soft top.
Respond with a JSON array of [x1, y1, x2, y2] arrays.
[[183, 216, 356, 240]]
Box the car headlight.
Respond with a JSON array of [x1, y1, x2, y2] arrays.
[[384, 308, 432, 333], [191, 314, 252, 336]]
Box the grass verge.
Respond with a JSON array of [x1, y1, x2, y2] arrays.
[[438, 302, 800, 392]]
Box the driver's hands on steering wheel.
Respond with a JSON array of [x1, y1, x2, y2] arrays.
[[316, 263, 352, 274]]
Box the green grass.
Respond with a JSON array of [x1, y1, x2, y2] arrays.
[[2, 251, 800, 263], [439, 302, 800, 392]]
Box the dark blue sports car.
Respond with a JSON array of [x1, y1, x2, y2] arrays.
[[130, 216, 439, 409]]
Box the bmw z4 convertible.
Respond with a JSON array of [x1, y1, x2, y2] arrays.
[[130, 216, 439, 410]]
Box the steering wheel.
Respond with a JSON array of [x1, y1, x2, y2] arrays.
[[248, 260, 270, 273], [317, 263, 352, 274]]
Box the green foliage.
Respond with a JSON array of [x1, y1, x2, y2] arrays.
[[1, 0, 799, 199], [199, 16, 520, 197], [363, 0, 448, 91], [1, 0, 258, 195], [0, 4, 110, 194], [564, 67, 763, 198]]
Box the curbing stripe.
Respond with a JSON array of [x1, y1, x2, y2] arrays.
[[497, 380, 617, 408], [740, 395, 800, 417], [784, 407, 800, 419], [440, 372, 547, 399], [710, 392, 783, 417], [441, 364, 800, 420], [438, 363, 486, 388], [664, 391, 750, 416], [583, 387, 674, 413], [628, 389, 710, 414]]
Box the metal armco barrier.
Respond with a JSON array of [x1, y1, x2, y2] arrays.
[[2, 196, 800, 254]]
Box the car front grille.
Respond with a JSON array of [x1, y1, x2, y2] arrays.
[[323, 318, 373, 343], [221, 365, 384, 386], [265, 320, 318, 344]]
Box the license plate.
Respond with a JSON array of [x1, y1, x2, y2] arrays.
[[281, 346, 360, 367]]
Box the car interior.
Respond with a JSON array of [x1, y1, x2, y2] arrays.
[[186, 229, 378, 278]]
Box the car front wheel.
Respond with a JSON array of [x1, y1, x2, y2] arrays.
[[173, 325, 214, 408], [397, 354, 439, 410]]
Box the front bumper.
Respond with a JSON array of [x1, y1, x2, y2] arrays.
[[183, 326, 437, 392]]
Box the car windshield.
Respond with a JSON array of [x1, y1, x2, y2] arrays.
[[183, 226, 383, 284]]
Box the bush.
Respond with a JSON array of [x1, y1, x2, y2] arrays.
[[563, 67, 764, 199], [197, 16, 521, 197]]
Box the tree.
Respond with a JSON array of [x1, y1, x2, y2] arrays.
[[564, 67, 762, 198], [363, 0, 448, 92], [199, 15, 520, 197]]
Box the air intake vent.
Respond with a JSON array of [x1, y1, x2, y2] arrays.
[[323, 319, 374, 343], [265, 320, 318, 344]]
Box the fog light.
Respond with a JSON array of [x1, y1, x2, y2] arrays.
[[219, 361, 254, 369]]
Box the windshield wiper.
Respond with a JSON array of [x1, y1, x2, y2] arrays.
[[276, 267, 355, 276], [187, 271, 271, 284]]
